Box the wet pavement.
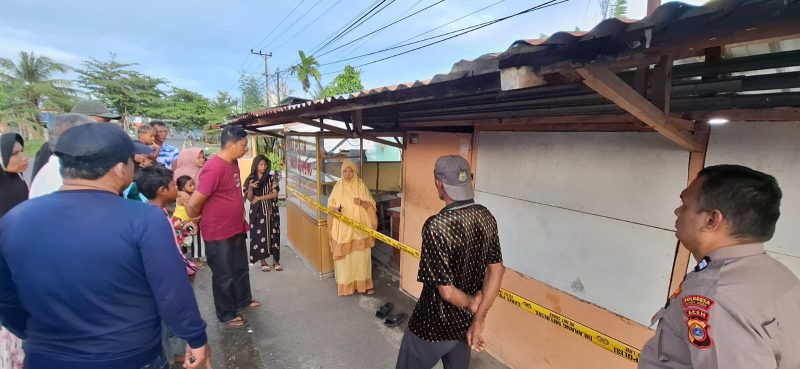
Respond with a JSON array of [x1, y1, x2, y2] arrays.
[[189, 207, 508, 369]]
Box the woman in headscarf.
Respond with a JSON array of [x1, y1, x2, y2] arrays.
[[0, 133, 28, 217], [173, 147, 207, 262], [173, 147, 205, 183], [244, 155, 282, 271], [0, 133, 27, 369], [327, 159, 377, 296]]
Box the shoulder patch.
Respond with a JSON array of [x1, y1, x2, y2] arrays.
[[685, 308, 713, 349], [682, 295, 714, 310]]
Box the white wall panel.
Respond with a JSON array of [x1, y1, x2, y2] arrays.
[[476, 132, 689, 230], [474, 131, 690, 326], [705, 122, 800, 276], [476, 191, 676, 326]]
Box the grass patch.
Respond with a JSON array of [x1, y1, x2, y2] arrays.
[[23, 138, 45, 157]]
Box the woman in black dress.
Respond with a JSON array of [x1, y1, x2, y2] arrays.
[[244, 155, 282, 271], [0, 133, 29, 218], [0, 133, 28, 368]]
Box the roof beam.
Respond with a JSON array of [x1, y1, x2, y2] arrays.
[[294, 117, 404, 150], [576, 63, 702, 152]]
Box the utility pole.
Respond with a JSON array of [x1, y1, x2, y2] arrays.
[[250, 49, 272, 107], [274, 66, 282, 105]]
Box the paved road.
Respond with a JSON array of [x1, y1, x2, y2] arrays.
[[190, 207, 508, 369]]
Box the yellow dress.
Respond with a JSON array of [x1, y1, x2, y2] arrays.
[[327, 160, 377, 296]]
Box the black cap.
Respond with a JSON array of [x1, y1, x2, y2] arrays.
[[54, 123, 152, 168]]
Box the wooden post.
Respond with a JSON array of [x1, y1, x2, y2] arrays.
[[651, 55, 674, 115], [576, 64, 702, 151], [667, 122, 710, 297]]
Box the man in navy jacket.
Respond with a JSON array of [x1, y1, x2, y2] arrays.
[[0, 123, 211, 369]]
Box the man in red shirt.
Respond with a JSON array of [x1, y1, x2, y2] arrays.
[[187, 125, 260, 328]]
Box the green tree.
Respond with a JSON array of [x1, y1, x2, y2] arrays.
[[238, 73, 264, 113], [0, 80, 42, 138], [290, 50, 321, 96], [151, 87, 216, 131], [208, 91, 238, 123], [75, 53, 167, 118], [0, 51, 75, 110], [613, 0, 628, 17], [320, 65, 364, 98]]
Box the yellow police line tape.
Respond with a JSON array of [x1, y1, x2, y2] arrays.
[[288, 188, 641, 363]]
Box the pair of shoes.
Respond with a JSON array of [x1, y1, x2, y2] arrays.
[[376, 302, 406, 327], [260, 265, 271, 272]]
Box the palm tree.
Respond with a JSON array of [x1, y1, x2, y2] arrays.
[[0, 51, 75, 109], [290, 50, 321, 97]]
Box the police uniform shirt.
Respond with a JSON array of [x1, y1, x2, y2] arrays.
[[408, 201, 503, 342], [639, 243, 800, 369]]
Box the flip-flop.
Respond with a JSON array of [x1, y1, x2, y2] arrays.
[[260, 265, 271, 272], [247, 300, 262, 308], [375, 302, 394, 319], [384, 313, 406, 327], [366, 289, 376, 295], [223, 316, 246, 328], [274, 264, 283, 271]]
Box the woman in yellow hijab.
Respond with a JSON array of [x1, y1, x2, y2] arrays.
[[327, 159, 378, 296]]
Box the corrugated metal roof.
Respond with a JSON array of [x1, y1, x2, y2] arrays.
[[231, 0, 799, 126]]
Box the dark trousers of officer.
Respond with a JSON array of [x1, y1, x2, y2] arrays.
[[395, 329, 471, 369], [205, 233, 252, 322]]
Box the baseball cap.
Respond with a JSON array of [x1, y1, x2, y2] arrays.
[[71, 100, 121, 119], [434, 155, 474, 201], [54, 123, 153, 168]]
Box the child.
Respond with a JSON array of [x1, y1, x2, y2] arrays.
[[173, 175, 199, 256], [135, 165, 196, 366], [137, 124, 159, 161]]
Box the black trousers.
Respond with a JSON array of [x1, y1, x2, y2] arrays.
[[395, 329, 471, 369], [205, 233, 253, 322]]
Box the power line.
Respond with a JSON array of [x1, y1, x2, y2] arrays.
[[322, 0, 567, 70], [226, 0, 309, 93], [308, 0, 382, 56], [318, 0, 508, 68], [312, 0, 392, 55], [316, 0, 443, 59], [261, 0, 326, 52], [271, 0, 345, 52], [388, 0, 507, 49], [252, 0, 309, 51]]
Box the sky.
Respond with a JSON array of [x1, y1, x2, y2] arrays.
[[0, 0, 706, 101]]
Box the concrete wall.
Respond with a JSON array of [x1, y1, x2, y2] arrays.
[[704, 122, 800, 276], [474, 131, 689, 326], [399, 130, 657, 369]]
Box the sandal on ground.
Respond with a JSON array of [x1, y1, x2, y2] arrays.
[[260, 265, 271, 272], [375, 302, 394, 319], [384, 313, 407, 327], [223, 316, 246, 328], [366, 288, 376, 295], [274, 264, 283, 271], [247, 300, 262, 308]]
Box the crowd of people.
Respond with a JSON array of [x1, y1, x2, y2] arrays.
[[0, 101, 284, 369], [1, 98, 799, 369]]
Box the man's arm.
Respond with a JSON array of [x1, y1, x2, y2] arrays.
[[139, 209, 208, 348], [0, 247, 29, 338], [437, 285, 481, 311], [467, 262, 505, 351], [186, 191, 209, 219]]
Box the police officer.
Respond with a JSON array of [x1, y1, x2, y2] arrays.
[[639, 164, 800, 368]]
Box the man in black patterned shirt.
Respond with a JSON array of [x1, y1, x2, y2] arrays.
[[395, 155, 506, 369]]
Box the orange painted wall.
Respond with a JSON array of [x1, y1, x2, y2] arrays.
[[399, 130, 656, 369]]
